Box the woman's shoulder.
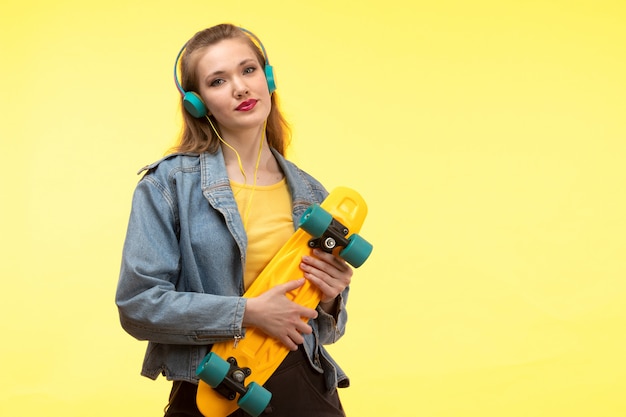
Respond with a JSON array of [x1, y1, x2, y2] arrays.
[[274, 151, 328, 202], [137, 152, 201, 177]]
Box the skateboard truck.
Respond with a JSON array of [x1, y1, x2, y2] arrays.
[[307, 217, 350, 253], [299, 203, 373, 268], [197, 353, 272, 417], [210, 357, 248, 401]]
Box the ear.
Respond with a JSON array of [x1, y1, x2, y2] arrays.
[[182, 91, 208, 118]]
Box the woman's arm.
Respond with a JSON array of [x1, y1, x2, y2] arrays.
[[115, 177, 246, 345], [300, 249, 352, 344]]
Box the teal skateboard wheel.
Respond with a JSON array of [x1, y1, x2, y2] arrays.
[[238, 381, 272, 417], [196, 352, 230, 388], [339, 233, 373, 268], [298, 204, 332, 238]]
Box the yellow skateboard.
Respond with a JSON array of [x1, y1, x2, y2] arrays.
[[196, 186, 373, 416]]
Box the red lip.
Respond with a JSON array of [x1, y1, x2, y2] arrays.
[[236, 99, 258, 111]]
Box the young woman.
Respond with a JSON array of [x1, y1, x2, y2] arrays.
[[116, 24, 352, 416]]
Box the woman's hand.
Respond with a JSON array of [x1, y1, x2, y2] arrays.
[[300, 249, 353, 305], [243, 279, 318, 351], [243, 250, 352, 350]]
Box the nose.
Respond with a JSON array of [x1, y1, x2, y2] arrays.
[[232, 76, 249, 98]]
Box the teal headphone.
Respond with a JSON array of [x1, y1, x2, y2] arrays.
[[173, 27, 277, 118]]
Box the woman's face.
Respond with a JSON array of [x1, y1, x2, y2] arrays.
[[194, 38, 272, 138]]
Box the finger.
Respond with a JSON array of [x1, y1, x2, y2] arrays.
[[276, 278, 305, 294], [289, 330, 305, 345], [301, 258, 340, 289], [300, 257, 332, 279], [304, 273, 336, 302], [281, 335, 299, 351], [295, 319, 313, 335], [296, 305, 318, 320], [303, 270, 332, 292], [303, 252, 349, 277], [311, 249, 350, 271]]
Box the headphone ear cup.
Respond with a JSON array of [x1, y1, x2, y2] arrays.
[[183, 91, 208, 118], [265, 65, 277, 94]]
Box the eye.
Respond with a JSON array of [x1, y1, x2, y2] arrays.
[[210, 78, 225, 87], [243, 66, 256, 74]]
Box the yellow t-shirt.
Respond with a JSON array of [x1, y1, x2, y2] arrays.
[[230, 179, 294, 290]]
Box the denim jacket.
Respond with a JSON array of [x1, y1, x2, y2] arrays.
[[116, 147, 350, 391]]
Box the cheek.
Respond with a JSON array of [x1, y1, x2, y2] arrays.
[[256, 82, 272, 111], [251, 74, 271, 96], [201, 91, 228, 115]]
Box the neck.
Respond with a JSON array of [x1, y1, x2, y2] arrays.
[[220, 132, 266, 166], [220, 130, 272, 186], [206, 117, 262, 160], [205, 117, 279, 185]]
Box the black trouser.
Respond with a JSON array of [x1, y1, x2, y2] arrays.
[[165, 346, 345, 417]]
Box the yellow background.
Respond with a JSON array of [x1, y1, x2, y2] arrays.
[[2, 0, 625, 416]]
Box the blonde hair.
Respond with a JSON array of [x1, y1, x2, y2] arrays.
[[172, 24, 290, 155]]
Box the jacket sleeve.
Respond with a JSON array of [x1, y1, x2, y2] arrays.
[[115, 174, 246, 346], [289, 162, 351, 345], [314, 288, 349, 344]]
